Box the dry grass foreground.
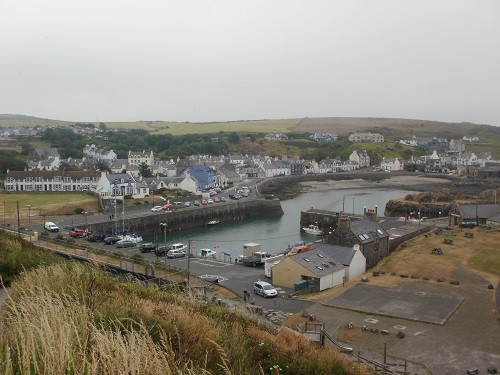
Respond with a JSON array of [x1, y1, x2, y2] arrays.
[[0, 262, 371, 375]]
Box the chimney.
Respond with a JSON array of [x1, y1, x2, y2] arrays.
[[338, 215, 351, 231], [366, 208, 377, 221]]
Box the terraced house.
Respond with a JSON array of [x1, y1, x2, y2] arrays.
[[3, 170, 101, 192]]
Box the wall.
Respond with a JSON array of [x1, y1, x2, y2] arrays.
[[90, 199, 283, 236]]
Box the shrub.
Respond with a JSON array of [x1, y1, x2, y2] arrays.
[[74, 208, 85, 214], [131, 253, 146, 263], [114, 250, 125, 258]]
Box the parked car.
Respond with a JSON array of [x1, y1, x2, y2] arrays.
[[213, 197, 220, 203], [116, 240, 136, 248], [103, 236, 121, 245], [139, 242, 157, 253], [194, 200, 200, 206], [184, 201, 191, 207], [44, 221, 59, 232], [207, 198, 214, 204], [220, 196, 227, 202], [162, 204, 175, 211], [201, 199, 208, 205], [229, 194, 239, 200], [253, 280, 278, 298], [87, 233, 105, 242], [154, 246, 171, 257], [173, 202, 184, 209], [151, 205, 163, 212], [69, 229, 86, 238], [167, 249, 186, 258]]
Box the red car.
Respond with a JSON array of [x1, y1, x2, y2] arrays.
[[69, 229, 86, 238], [213, 197, 220, 203], [201, 199, 208, 205], [162, 204, 175, 211]]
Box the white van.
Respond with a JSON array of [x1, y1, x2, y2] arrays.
[[44, 222, 59, 232]]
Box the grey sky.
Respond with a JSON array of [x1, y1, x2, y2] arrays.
[[1, 0, 499, 125]]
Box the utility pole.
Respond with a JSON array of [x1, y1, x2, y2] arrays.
[[187, 239, 191, 286], [342, 194, 345, 213], [16, 201, 20, 237]]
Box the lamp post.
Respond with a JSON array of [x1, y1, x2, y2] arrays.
[[352, 196, 355, 215], [113, 179, 118, 235], [26, 205, 31, 227], [160, 222, 168, 270], [3, 201, 5, 226]]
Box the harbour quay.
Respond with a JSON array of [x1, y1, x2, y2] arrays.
[[89, 198, 284, 236]]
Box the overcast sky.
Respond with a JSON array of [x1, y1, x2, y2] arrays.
[[1, 1, 499, 125]]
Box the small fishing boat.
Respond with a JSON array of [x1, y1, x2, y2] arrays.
[[207, 219, 219, 225], [302, 224, 322, 236]]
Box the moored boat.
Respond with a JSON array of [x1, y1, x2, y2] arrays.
[[302, 224, 322, 236]]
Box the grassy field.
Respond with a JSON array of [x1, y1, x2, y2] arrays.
[[1, 194, 99, 224]]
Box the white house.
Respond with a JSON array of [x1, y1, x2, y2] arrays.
[[308, 243, 366, 281], [380, 157, 404, 171]]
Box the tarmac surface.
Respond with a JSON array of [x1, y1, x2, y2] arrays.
[[324, 283, 464, 325]]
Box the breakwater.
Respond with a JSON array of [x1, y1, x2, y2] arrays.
[[90, 198, 283, 236]]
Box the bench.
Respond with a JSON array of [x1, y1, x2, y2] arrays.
[[432, 247, 443, 255], [465, 232, 474, 238], [443, 238, 454, 245]]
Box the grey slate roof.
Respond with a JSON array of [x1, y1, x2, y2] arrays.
[[308, 243, 357, 266], [458, 204, 500, 220], [291, 249, 344, 277], [350, 218, 388, 244]]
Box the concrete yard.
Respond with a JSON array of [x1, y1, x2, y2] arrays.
[[323, 283, 464, 324]]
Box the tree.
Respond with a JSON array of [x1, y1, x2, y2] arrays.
[[228, 132, 240, 143], [139, 162, 153, 178], [99, 122, 107, 131]]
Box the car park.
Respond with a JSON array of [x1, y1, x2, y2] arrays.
[[253, 280, 278, 298], [167, 249, 186, 258], [103, 236, 121, 245], [44, 221, 59, 232], [139, 242, 157, 253], [116, 240, 136, 248], [151, 205, 163, 212]]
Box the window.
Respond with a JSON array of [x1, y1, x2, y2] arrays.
[[377, 229, 384, 235]]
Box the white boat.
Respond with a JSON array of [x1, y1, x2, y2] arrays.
[[119, 233, 143, 243], [207, 219, 219, 225], [302, 224, 322, 236], [200, 248, 216, 258]]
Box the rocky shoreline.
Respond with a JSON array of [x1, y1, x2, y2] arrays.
[[259, 172, 499, 217]]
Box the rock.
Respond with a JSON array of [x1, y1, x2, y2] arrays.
[[361, 276, 369, 282], [381, 330, 389, 335], [423, 276, 430, 280], [488, 284, 494, 289], [400, 274, 409, 278], [397, 331, 406, 339]]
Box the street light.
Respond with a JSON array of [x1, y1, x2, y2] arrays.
[[160, 222, 168, 270], [26, 205, 31, 227], [352, 196, 355, 215]]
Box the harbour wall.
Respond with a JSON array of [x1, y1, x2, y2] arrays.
[[90, 198, 283, 236]]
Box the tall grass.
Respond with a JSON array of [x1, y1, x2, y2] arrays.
[[0, 263, 370, 374]]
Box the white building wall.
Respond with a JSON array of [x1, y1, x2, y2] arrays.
[[319, 267, 346, 291], [346, 245, 366, 281]]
